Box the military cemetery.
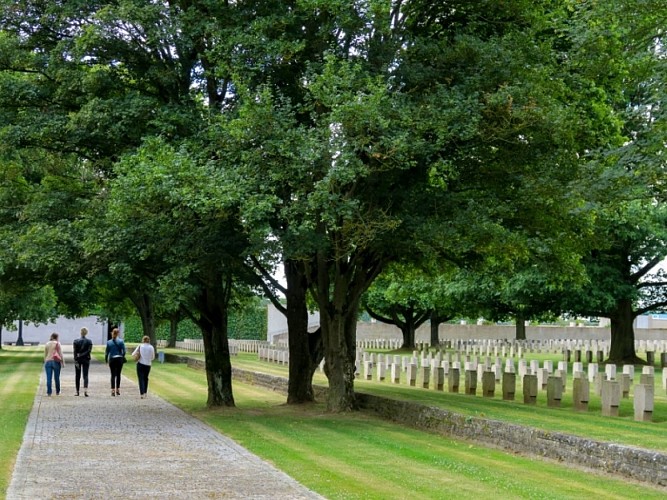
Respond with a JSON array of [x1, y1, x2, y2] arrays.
[[2, 0, 667, 498]]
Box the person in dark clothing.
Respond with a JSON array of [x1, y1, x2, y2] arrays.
[[73, 327, 93, 396], [104, 328, 126, 397]]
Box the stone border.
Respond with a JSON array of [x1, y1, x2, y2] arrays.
[[184, 359, 667, 487]]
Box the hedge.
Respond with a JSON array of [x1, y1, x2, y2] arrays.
[[122, 304, 267, 343]]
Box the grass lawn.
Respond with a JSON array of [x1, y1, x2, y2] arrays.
[[133, 354, 666, 499], [4, 346, 667, 499], [0, 347, 42, 499], [221, 350, 667, 452]]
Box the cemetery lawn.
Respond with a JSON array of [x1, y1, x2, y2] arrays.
[[133, 360, 667, 499], [220, 351, 667, 453], [0, 347, 42, 499]]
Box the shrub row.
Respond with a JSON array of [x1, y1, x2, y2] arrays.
[[122, 304, 267, 343]]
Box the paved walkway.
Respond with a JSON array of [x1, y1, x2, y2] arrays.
[[7, 350, 323, 499]]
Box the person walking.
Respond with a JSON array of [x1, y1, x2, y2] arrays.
[[44, 333, 64, 396], [105, 328, 126, 397], [73, 327, 93, 396], [132, 336, 156, 399]]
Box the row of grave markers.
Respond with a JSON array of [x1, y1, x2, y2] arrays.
[[356, 338, 667, 366], [257, 346, 660, 422]]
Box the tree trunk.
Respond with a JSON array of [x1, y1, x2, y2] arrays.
[[168, 315, 178, 348], [285, 259, 317, 404], [310, 244, 385, 412], [133, 293, 157, 347], [515, 312, 526, 340], [607, 298, 644, 364], [429, 312, 442, 347], [16, 319, 24, 346], [400, 319, 416, 350], [321, 308, 358, 412], [193, 275, 235, 407]]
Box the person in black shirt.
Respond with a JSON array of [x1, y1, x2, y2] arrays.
[[73, 327, 93, 396]]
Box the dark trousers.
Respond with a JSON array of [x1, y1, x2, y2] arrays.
[[137, 362, 152, 395], [75, 361, 90, 392], [109, 357, 124, 389]]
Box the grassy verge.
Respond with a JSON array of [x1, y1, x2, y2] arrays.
[[3, 347, 667, 498], [0, 347, 43, 499], [209, 350, 667, 452], [140, 360, 666, 498]]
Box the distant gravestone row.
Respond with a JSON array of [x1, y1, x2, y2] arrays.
[[253, 342, 660, 422], [356, 338, 667, 368], [352, 349, 659, 423]]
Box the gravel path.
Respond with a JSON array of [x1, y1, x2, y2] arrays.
[[7, 352, 323, 499]]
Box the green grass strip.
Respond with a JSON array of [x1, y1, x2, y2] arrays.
[[0, 347, 43, 500], [144, 360, 666, 499], [216, 350, 667, 452]]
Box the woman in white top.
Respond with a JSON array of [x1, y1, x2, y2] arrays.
[[132, 336, 156, 398]]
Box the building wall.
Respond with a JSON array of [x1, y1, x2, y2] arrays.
[[4, 316, 112, 346], [356, 322, 667, 342]]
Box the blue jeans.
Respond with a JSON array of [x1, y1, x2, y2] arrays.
[[45, 360, 61, 395]]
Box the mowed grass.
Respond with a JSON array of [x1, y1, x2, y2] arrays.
[[0, 347, 42, 499], [216, 350, 667, 452], [140, 360, 666, 499], [3, 347, 667, 498]]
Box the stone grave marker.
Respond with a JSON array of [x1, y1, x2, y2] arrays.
[[391, 363, 401, 384], [482, 371, 495, 398], [421, 366, 430, 389], [502, 371, 516, 401], [431, 366, 444, 391], [523, 374, 538, 404], [634, 384, 654, 422], [601, 380, 621, 417], [464, 368, 477, 396], [364, 360, 373, 381], [448, 367, 460, 393], [572, 374, 589, 412], [547, 375, 563, 407], [376, 363, 386, 382], [407, 363, 417, 387]]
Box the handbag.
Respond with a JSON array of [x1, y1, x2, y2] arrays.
[[133, 348, 141, 362]]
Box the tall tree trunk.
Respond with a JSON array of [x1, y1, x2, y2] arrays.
[[192, 274, 235, 407], [285, 258, 317, 404], [400, 318, 416, 350], [321, 307, 358, 412], [168, 315, 178, 348], [16, 319, 24, 346], [515, 312, 526, 340], [608, 298, 643, 364], [430, 312, 442, 347], [133, 293, 156, 347], [310, 244, 385, 412]]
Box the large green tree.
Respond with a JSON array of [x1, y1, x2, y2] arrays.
[[557, 0, 667, 363]]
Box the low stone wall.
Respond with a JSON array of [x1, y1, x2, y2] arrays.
[[354, 393, 667, 487], [184, 360, 667, 487]]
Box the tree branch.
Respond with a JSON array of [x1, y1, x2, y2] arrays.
[[631, 255, 663, 283]]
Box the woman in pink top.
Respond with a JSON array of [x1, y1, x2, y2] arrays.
[[44, 332, 65, 396]]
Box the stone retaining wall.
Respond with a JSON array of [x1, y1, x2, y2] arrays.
[[184, 360, 667, 487], [354, 393, 667, 487]]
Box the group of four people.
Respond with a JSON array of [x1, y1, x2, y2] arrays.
[[43, 327, 155, 399]]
